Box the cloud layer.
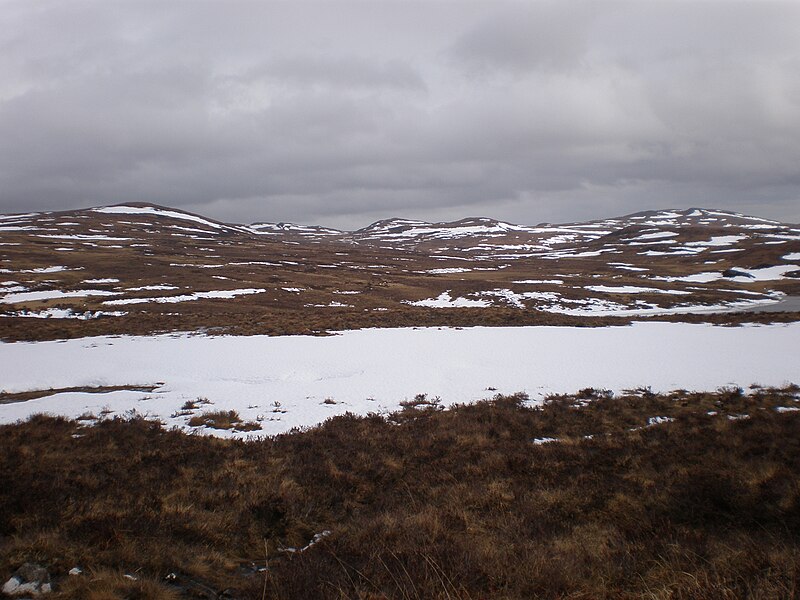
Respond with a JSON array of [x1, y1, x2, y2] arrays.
[[1, 1, 799, 227]]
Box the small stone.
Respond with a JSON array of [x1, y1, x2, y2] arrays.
[[1, 576, 21, 596], [2, 563, 51, 596], [68, 567, 82, 576]]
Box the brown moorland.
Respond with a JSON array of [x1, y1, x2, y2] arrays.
[[2, 386, 799, 599], [2, 204, 799, 341]]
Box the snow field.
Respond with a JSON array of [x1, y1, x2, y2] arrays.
[[0, 322, 798, 438]]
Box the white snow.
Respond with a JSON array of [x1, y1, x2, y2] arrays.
[[304, 301, 354, 308], [4, 308, 127, 319], [782, 253, 800, 261], [404, 291, 491, 308], [683, 235, 747, 247], [20, 266, 72, 274], [103, 288, 267, 305], [652, 272, 723, 283], [639, 248, 705, 257], [653, 265, 798, 283], [480, 289, 560, 308], [1, 323, 796, 438], [126, 285, 179, 291], [82, 278, 120, 284], [647, 416, 675, 426], [166, 225, 220, 235], [228, 261, 281, 267], [536, 294, 783, 317], [624, 231, 679, 241], [366, 222, 529, 240], [39, 234, 133, 241], [512, 279, 564, 284], [728, 414, 750, 421], [426, 268, 472, 274], [704, 210, 779, 223], [92, 205, 240, 232], [585, 285, 690, 295], [169, 263, 225, 269], [1, 290, 120, 304], [613, 265, 649, 272], [543, 249, 616, 259], [730, 265, 799, 281], [0, 212, 39, 220]]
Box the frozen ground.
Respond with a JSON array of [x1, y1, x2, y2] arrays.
[[1, 323, 798, 438]]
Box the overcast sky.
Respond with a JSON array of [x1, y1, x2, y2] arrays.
[[1, 1, 799, 228]]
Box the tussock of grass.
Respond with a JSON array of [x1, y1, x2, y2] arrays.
[[55, 569, 179, 600], [187, 409, 261, 432], [1, 386, 800, 598]]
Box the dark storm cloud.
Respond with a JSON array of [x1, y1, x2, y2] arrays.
[[1, 1, 799, 228]]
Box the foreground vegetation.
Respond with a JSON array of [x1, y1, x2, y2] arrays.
[[2, 386, 800, 599]]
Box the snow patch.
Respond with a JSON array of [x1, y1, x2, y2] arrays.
[[104, 288, 267, 305], [404, 291, 491, 308], [1, 290, 120, 304], [585, 285, 690, 295]]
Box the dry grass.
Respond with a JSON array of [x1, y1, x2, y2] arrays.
[[186, 409, 261, 432], [3, 303, 798, 343], [1, 386, 800, 598]]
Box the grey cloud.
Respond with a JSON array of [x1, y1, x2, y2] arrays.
[[449, 2, 594, 73], [245, 56, 426, 91], [0, 1, 799, 228]]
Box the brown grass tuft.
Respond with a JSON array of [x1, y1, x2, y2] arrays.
[[187, 409, 261, 432]]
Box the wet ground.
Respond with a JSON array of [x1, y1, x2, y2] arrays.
[[742, 296, 800, 313]]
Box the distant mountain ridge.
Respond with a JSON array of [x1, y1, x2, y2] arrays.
[[0, 202, 792, 236], [2, 201, 797, 260]]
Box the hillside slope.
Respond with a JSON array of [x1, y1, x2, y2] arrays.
[[1, 204, 798, 340]]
